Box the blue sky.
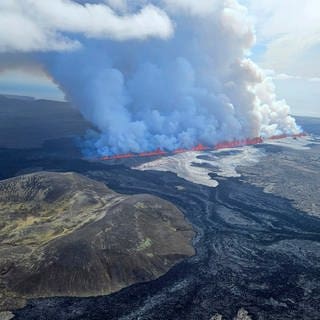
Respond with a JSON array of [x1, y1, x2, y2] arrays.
[[0, 70, 64, 100], [244, 0, 320, 116]]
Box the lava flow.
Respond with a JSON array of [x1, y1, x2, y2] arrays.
[[214, 137, 263, 150], [99, 133, 307, 161]]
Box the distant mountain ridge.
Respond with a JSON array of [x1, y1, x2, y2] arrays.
[[0, 94, 35, 101]]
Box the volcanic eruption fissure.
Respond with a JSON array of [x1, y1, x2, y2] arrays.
[[0, 0, 301, 156]]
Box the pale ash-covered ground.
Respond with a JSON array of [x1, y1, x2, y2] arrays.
[[136, 136, 320, 218], [135, 147, 263, 188], [238, 140, 320, 218]]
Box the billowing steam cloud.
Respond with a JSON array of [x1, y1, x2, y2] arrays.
[[0, 0, 300, 155]]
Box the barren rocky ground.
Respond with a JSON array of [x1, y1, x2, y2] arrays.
[[239, 143, 320, 218], [0, 172, 194, 312], [0, 97, 319, 319]]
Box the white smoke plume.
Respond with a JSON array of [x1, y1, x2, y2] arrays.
[[0, 0, 300, 155]]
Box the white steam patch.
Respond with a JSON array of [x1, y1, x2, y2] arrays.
[[0, 0, 300, 155], [135, 152, 220, 188], [135, 146, 264, 188]]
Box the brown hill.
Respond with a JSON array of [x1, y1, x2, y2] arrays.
[[0, 172, 195, 311]]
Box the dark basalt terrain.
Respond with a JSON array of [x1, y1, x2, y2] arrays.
[[0, 172, 195, 312], [0, 95, 91, 149], [0, 97, 319, 319], [0, 157, 318, 320], [239, 144, 320, 218]]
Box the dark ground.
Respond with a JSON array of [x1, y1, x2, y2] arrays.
[[0, 97, 319, 319]]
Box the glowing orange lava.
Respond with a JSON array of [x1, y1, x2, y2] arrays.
[[99, 133, 307, 161]]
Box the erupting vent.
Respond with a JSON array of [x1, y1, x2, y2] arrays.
[[99, 133, 307, 161]]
